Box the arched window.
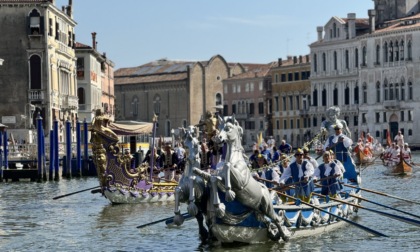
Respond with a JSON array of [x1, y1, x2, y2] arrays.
[[363, 83, 367, 104], [153, 95, 161, 115], [312, 88, 318, 106], [313, 54, 318, 72], [333, 51, 338, 70], [401, 77, 405, 100], [354, 85, 359, 104], [389, 83, 394, 100], [395, 41, 399, 61], [389, 41, 394, 62], [322, 53, 326, 71], [407, 40, 412, 60], [333, 85, 338, 105], [376, 44, 380, 64], [376, 81, 381, 103], [362, 46, 367, 66], [216, 93, 222, 106], [408, 81, 413, 99], [333, 23, 337, 37], [400, 40, 405, 60], [29, 9, 43, 35], [345, 85, 350, 105], [384, 42, 388, 63], [29, 55, 42, 89], [321, 87, 327, 106], [384, 79, 388, 100], [395, 83, 399, 100]]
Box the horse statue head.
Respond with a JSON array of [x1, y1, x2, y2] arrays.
[[215, 114, 243, 146]]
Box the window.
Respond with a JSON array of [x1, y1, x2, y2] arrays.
[[132, 97, 139, 116], [376, 112, 380, 123], [395, 83, 399, 100], [384, 42, 388, 62], [250, 83, 254, 92], [345, 50, 349, 69], [395, 41, 399, 61], [334, 51, 338, 70], [389, 83, 394, 100], [333, 23, 337, 37], [376, 82, 381, 103], [275, 96, 279, 111], [249, 103, 254, 114], [232, 104, 236, 114], [376, 45, 380, 64], [333, 86, 338, 106], [294, 72, 300, 81], [288, 73, 293, 81], [362, 113, 367, 124], [354, 85, 359, 104], [276, 120, 279, 130], [77, 87, 85, 106], [289, 96, 293, 110], [321, 87, 327, 106], [296, 96, 300, 110], [216, 93, 222, 105], [344, 86, 350, 105], [282, 97, 287, 111], [408, 81, 413, 99], [281, 74, 286, 82], [313, 54, 318, 72], [400, 111, 405, 122], [354, 116, 358, 126], [77, 58, 85, 79], [259, 82, 263, 91], [400, 40, 405, 60], [283, 120, 287, 129], [224, 85, 228, 94], [29, 9, 42, 35], [383, 112, 387, 122], [223, 105, 228, 116], [312, 117, 317, 127], [363, 83, 367, 103], [322, 53, 326, 71], [408, 110, 413, 121], [384, 79, 388, 100], [362, 46, 367, 66], [401, 79, 405, 100], [389, 42, 394, 62], [275, 74, 279, 83], [290, 119, 294, 129], [312, 88, 318, 106], [258, 102, 264, 114], [29, 55, 42, 89]]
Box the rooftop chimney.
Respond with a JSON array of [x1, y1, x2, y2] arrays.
[[299, 55, 302, 63], [293, 56, 297, 64], [368, 9, 376, 33], [91, 32, 97, 50], [278, 58, 282, 66], [317, 26, 323, 41], [347, 13, 356, 39], [66, 0, 73, 18]]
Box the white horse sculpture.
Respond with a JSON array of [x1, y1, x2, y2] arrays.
[[194, 115, 290, 241], [173, 125, 210, 241]]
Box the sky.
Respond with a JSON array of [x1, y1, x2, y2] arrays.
[[57, 0, 374, 69]]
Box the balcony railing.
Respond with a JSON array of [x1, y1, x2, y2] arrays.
[[28, 90, 45, 100]]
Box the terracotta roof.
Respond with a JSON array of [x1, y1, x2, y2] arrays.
[[374, 13, 420, 33], [75, 42, 92, 49], [228, 63, 274, 80], [115, 72, 188, 85], [0, 0, 50, 3]]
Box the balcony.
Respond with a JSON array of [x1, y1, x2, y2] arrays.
[[383, 100, 400, 109], [62, 95, 79, 110], [28, 90, 45, 101]]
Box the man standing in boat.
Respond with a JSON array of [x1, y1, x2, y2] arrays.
[[279, 148, 314, 202], [394, 131, 405, 148], [161, 143, 179, 181], [324, 124, 357, 182], [313, 151, 343, 197]]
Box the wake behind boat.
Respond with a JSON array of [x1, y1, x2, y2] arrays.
[[90, 110, 177, 204]]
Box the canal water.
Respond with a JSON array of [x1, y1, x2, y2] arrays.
[[1, 154, 420, 251]]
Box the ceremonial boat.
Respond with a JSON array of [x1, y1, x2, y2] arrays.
[[383, 154, 413, 176], [171, 115, 372, 245], [90, 112, 177, 204]]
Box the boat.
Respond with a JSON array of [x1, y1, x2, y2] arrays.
[[171, 115, 366, 244], [89, 111, 178, 204], [383, 151, 413, 176]]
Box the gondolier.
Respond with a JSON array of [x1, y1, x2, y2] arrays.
[[323, 123, 357, 181], [161, 143, 178, 181]]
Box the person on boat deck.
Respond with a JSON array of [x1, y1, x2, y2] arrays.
[[323, 123, 356, 181], [124, 149, 135, 169], [161, 143, 179, 181], [303, 147, 318, 169], [271, 146, 280, 163], [252, 154, 279, 189], [313, 151, 343, 197], [142, 147, 163, 181], [277, 154, 294, 202], [394, 131, 405, 148], [329, 150, 346, 176], [249, 149, 260, 165], [199, 142, 212, 173], [403, 143, 412, 164], [279, 148, 314, 202], [278, 139, 292, 154], [260, 144, 272, 162], [388, 143, 401, 166]]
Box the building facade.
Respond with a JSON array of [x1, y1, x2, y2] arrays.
[[310, 0, 420, 146], [0, 0, 78, 143], [114, 55, 242, 137], [75, 32, 115, 123], [222, 63, 273, 151], [271, 55, 311, 148]]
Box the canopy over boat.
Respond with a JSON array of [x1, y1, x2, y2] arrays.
[[108, 121, 154, 135]]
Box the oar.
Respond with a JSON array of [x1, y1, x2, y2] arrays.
[[270, 175, 337, 191], [340, 192, 420, 220], [52, 186, 101, 200], [137, 213, 190, 229], [312, 192, 420, 228], [273, 190, 387, 237], [342, 183, 420, 205]]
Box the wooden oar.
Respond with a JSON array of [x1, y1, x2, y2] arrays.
[[136, 213, 190, 229], [312, 192, 420, 228], [273, 190, 387, 237], [267, 175, 337, 191], [340, 192, 420, 220], [342, 183, 420, 205], [52, 186, 101, 200]]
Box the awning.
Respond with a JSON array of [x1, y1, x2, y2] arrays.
[[108, 121, 153, 136]]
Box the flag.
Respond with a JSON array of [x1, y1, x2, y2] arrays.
[[257, 132, 263, 147], [386, 129, 392, 146]]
